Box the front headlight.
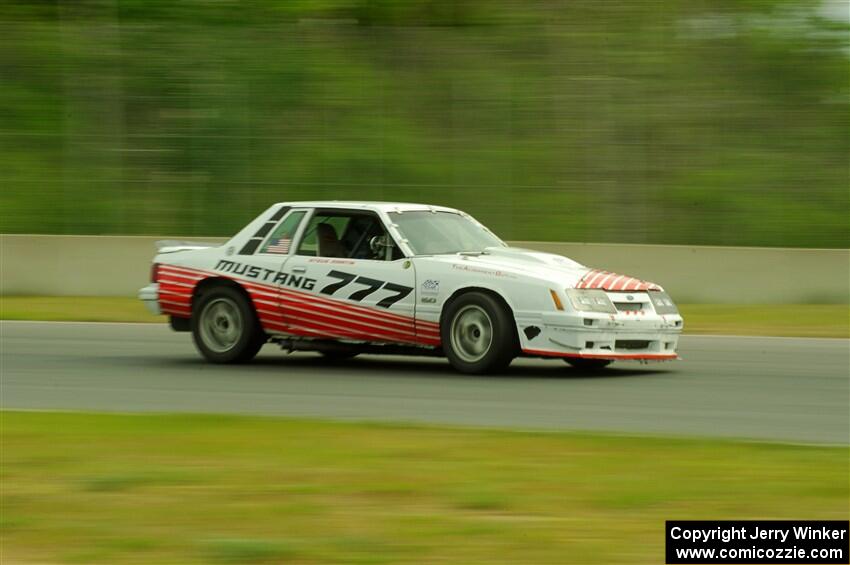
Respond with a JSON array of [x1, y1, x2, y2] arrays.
[[649, 291, 678, 315], [565, 289, 617, 314]]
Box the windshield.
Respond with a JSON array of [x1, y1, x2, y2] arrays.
[[388, 211, 505, 255]]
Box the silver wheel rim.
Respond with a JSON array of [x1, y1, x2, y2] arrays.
[[199, 297, 242, 353], [450, 305, 493, 363]]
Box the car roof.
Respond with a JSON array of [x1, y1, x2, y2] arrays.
[[273, 201, 462, 214]]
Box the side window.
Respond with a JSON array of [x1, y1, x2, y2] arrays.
[[345, 216, 403, 260], [296, 211, 402, 260], [297, 214, 351, 257], [260, 211, 306, 255]]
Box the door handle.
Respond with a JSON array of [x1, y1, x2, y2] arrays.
[[292, 266, 307, 273]]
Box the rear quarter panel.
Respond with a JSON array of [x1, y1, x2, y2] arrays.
[[154, 247, 229, 318]]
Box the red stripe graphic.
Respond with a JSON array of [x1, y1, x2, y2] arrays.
[[156, 263, 440, 345], [277, 309, 424, 344], [279, 295, 416, 336], [243, 280, 440, 340], [587, 270, 609, 287], [157, 278, 194, 289], [608, 275, 626, 290], [158, 268, 205, 283], [188, 267, 438, 330], [159, 289, 191, 302], [244, 278, 434, 332], [576, 269, 661, 292], [255, 307, 440, 346], [276, 300, 416, 338], [271, 286, 440, 336], [522, 348, 677, 361]]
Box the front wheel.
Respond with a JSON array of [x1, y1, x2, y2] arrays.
[[442, 292, 517, 374], [564, 358, 612, 371], [191, 285, 265, 364]]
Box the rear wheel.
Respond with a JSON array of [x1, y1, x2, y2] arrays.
[[564, 358, 612, 371], [442, 292, 517, 374], [192, 285, 265, 363]]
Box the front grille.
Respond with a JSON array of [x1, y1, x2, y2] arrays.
[[615, 340, 651, 350]]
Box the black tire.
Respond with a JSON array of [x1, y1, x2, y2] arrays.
[[564, 358, 612, 371], [441, 292, 517, 374], [191, 285, 266, 364]]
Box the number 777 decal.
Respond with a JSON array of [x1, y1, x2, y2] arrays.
[[320, 270, 412, 308]]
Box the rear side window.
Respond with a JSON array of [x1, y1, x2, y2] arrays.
[[260, 211, 306, 255], [239, 206, 291, 254]]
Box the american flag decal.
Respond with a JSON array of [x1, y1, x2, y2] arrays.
[[266, 237, 291, 254]]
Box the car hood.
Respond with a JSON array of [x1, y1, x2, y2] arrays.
[[422, 246, 586, 286], [422, 247, 663, 291]]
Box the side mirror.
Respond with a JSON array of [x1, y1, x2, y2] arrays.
[[370, 235, 391, 255]]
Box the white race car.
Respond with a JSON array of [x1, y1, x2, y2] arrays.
[[139, 201, 682, 373]]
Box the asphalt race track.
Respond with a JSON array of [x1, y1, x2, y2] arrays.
[[2, 321, 848, 444]]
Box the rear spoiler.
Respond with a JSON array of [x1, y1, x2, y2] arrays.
[[155, 240, 221, 254]]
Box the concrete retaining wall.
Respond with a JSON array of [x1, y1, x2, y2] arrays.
[[512, 241, 849, 304], [1, 234, 847, 303]]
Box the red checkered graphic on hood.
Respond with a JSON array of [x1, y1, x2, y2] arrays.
[[575, 269, 662, 292]]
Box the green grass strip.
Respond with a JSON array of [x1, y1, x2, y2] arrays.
[[1, 411, 847, 564], [678, 304, 849, 338]]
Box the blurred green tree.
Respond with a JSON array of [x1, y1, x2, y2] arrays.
[[1, 0, 847, 247]]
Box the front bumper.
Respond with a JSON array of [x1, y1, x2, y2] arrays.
[[138, 283, 161, 315], [521, 310, 683, 361]]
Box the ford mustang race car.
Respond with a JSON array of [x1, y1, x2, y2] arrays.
[[139, 201, 682, 373]]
